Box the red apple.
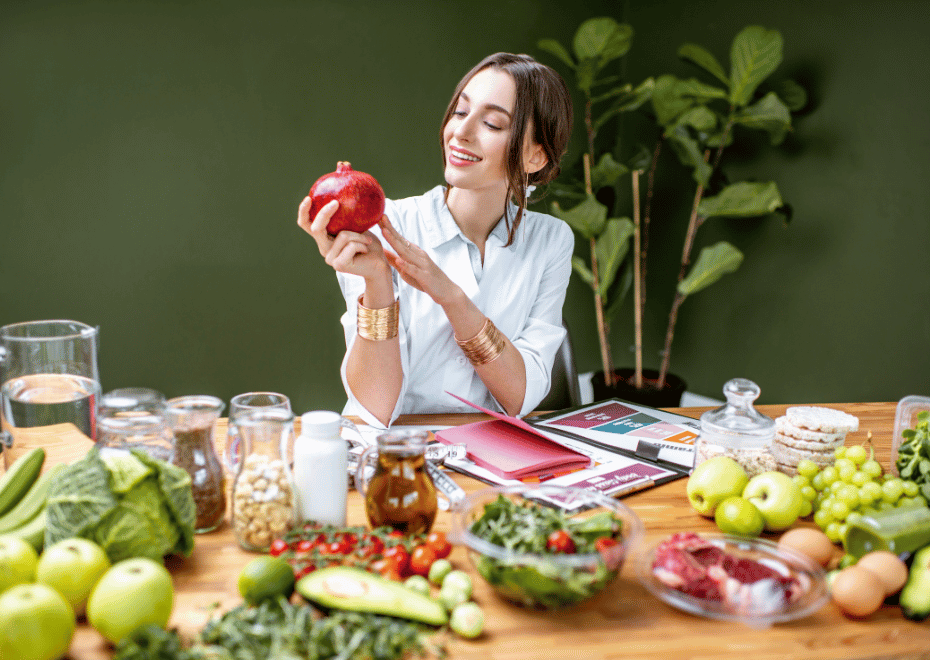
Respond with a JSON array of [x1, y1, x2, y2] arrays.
[[309, 161, 385, 236]]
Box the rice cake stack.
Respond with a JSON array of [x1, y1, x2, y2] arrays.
[[772, 406, 860, 476]]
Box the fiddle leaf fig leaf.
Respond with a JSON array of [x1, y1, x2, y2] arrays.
[[575, 58, 598, 94], [678, 43, 729, 85], [573, 17, 633, 65], [733, 92, 791, 144], [674, 78, 728, 103], [591, 83, 632, 104], [571, 256, 594, 288], [698, 181, 783, 218], [616, 77, 655, 111], [590, 153, 629, 189], [676, 105, 718, 132], [651, 75, 693, 126], [678, 242, 744, 296], [537, 39, 576, 69], [595, 218, 635, 296], [551, 194, 608, 239], [729, 26, 783, 107], [605, 260, 634, 321], [774, 78, 808, 112], [667, 127, 712, 186]]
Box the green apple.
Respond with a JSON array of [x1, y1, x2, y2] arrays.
[[36, 538, 111, 615], [743, 471, 804, 532], [86, 557, 174, 644], [714, 496, 765, 537], [0, 536, 39, 594], [686, 456, 749, 517], [0, 583, 75, 660]]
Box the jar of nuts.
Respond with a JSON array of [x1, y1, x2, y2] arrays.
[[229, 407, 296, 551], [694, 378, 777, 478]]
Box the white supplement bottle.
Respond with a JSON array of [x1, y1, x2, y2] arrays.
[[293, 410, 349, 526]]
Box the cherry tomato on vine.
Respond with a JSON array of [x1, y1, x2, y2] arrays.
[[426, 531, 451, 559], [546, 530, 576, 554], [297, 564, 316, 578], [269, 539, 290, 557], [383, 545, 410, 575], [409, 544, 437, 576], [295, 540, 315, 554], [370, 558, 403, 581], [326, 540, 352, 555]]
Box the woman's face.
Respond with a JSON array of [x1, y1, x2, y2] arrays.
[[442, 67, 522, 194]]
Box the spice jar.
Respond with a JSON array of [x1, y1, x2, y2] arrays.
[[694, 378, 776, 478], [165, 395, 227, 534], [229, 407, 296, 551]]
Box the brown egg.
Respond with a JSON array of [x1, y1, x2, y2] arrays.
[[831, 566, 886, 617], [777, 528, 835, 567], [856, 551, 908, 595]]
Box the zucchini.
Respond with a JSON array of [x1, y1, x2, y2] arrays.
[[901, 544, 930, 621], [0, 508, 47, 552], [0, 447, 44, 516], [0, 463, 65, 534]]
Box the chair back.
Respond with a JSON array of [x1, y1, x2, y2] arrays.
[[537, 320, 582, 412]]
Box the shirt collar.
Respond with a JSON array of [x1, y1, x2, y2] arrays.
[[426, 186, 519, 251]]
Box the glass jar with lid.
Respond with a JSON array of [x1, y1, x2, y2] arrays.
[[96, 387, 173, 462], [694, 378, 777, 478]]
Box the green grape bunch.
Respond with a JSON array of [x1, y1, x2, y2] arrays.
[[793, 438, 930, 544], [895, 411, 930, 502]]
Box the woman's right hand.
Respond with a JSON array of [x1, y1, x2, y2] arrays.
[[297, 196, 390, 282]]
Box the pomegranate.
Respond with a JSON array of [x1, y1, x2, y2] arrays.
[[309, 161, 385, 235]]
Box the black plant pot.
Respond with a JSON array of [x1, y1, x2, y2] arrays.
[[591, 368, 687, 408]]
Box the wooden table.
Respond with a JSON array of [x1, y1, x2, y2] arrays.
[[50, 402, 930, 659]]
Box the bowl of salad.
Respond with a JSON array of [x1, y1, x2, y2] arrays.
[[448, 484, 642, 609]]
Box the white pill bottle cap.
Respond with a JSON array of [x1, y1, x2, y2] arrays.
[[300, 410, 342, 438]]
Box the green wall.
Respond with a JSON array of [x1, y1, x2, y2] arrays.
[[1, 0, 927, 415]]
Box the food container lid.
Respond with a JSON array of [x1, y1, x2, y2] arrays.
[[699, 378, 775, 449]]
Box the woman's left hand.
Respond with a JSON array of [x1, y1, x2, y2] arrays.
[[379, 217, 461, 306]]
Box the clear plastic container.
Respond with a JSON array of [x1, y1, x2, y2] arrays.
[[891, 395, 930, 477], [694, 378, 776, 478]]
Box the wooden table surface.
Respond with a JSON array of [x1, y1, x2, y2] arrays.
[[42, 402, 930, 659]]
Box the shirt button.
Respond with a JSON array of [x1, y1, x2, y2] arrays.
[[456, 356, 467, 366]]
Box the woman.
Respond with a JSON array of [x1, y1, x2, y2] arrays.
[[299, 52, 574, 428]]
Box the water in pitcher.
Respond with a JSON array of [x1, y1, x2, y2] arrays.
[[1, 373, 100, 465]]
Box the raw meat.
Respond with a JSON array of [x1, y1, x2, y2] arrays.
[[651, 533, 808, 617]]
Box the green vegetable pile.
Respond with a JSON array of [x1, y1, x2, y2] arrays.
[[45, 448, 196, 562], [896, 411, 930, 502], [112, 598, 444, 660], [468, 495, 625, 609]]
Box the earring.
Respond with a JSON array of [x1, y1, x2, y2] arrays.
[[524, 173, 536, 198]]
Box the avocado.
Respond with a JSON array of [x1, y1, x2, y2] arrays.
[[900, 544, 930, 621], [295, 567, 448, 626]]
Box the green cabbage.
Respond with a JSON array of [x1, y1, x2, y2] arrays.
[[45, 447, 196, 562]]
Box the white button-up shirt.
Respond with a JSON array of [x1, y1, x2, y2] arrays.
[[337, 185, 573, 428]]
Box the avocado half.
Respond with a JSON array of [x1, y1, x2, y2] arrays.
[[296, 566, 448, 626]]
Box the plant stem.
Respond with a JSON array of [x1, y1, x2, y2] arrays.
[[641, 138, 663, 307], [658, 292, 685, 387], [583, 152, 615, 387], [632, 169, 643, 389]]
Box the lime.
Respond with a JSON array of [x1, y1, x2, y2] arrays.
[[238, 556, 295, 605]]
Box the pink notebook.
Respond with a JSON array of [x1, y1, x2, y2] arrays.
[[434, 393, 592, 480]]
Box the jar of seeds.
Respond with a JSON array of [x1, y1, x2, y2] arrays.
[[694, 379, 777, 478], [229, 407, 296, 551]]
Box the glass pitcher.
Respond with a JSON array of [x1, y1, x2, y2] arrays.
[[356, 429, 439, 534], [165, 395, 227, 534], [0, 320, 101, 468]]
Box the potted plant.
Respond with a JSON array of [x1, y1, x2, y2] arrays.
[[540, 21, 805, 407]]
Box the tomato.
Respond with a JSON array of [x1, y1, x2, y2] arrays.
[[595, 536, 622, 570], [340, 532, 358, 548], [295, 540, 316, 554], [546, 530, 576, 554], [382, 545, 410, 575], [370, 558, 402, 581], [356, 535, 384, 559], [325, 540, 351, 555], [297, 564, 316, 578], [269, 539, 290, 557], [409, 544, 437, 577], [426, 531, 451, 559], [387, 530, 405, 542], [594, 537, 618, 552]]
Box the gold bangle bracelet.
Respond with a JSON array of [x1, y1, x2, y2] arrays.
[[357, 294, 399, 341], [455, 318, 506, 366]]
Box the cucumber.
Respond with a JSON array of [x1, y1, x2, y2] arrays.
[[0, 463, 65, 534], [0, 508, 48, 552], [900, 544, 930, 621], [0, 447, 45, 516]]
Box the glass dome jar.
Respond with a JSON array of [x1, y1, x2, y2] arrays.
[[694, 378, 777, 478], [97, 388, 173, 462]]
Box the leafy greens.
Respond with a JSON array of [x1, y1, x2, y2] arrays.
[[45, 448, 196, 562]]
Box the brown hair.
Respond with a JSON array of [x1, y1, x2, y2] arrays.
[[440, 53, 573, 246]]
